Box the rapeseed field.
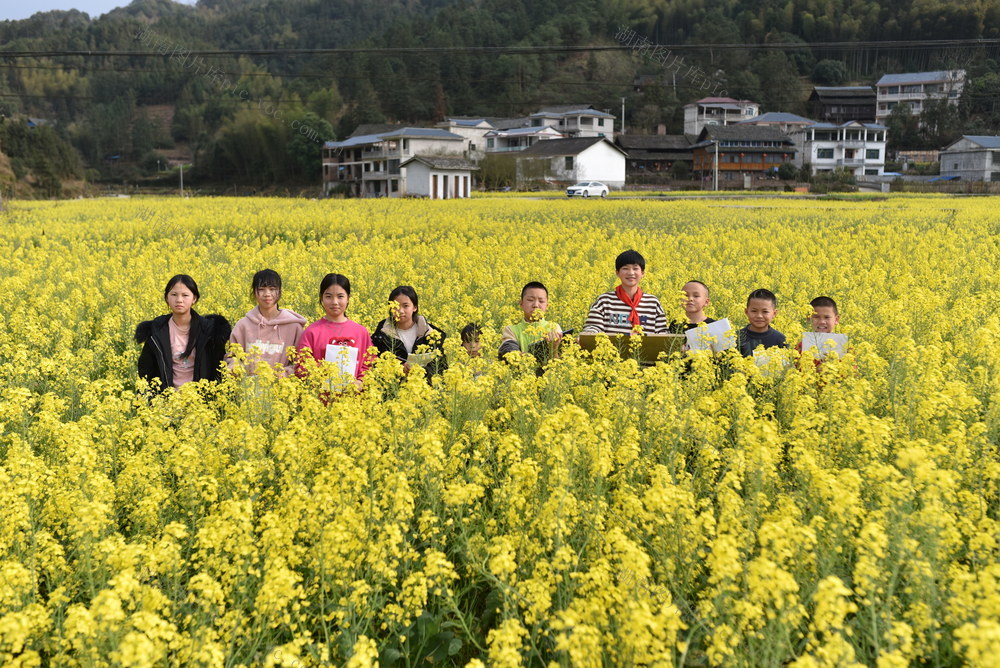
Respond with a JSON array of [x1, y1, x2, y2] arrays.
[[0, 195, 997, 666]]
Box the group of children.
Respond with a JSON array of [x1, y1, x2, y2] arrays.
[[135, 250, 844, 391]]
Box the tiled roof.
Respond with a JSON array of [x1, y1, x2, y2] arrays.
[[486, 126, 563, 137], [738, 112, 814, 124], [616, 134, 692, 150], [530, 108, 615, 119], [516, 137, 624, 157], [325, 127, 464, 149], [349, 123, 407, 138], [697, 125, 794, 143], [489, 117, 534, 130], [948, 135, 1000, 149], [807, 121, 887, 130], [877, 70, 965, 85], [401, 156, 478, 170], [445, 118, 492, 127]]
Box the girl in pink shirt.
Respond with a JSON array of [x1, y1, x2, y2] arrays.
[[296, 273, 373, 390]]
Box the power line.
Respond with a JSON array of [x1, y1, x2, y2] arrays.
[[1, 37, 1000, 59]]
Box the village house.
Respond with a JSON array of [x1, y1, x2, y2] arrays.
[[435, 118, 494, 160], [322, 125, 469, 197], [939, 136, 1000, 181], [875, 70, 965, 124], [798, 121, 888, 176], [515, 137, 627, 188], [683, 97, 760, 135], [615, 133, 694, 176], [691, 125, 796, 182], [400, 156, 478, 199], [808, 86, 877, 124]]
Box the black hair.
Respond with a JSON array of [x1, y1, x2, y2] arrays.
[[460, 322, 482, 343], [811, 296, 838, 314], [389, 285, 419, 314], [251, 269, 282, 297], [164, 274, 199, 302], [685, 279, 710, 296], [319, 273, 351, 301], [747, 288, 778, 308], [163, 274, 200, 359], [521, 281, 548, 299], [615, 250, 646, 271]]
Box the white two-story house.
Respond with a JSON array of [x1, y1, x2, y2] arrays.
[[484, 126, 565, 152], [875, 70, 965, 124], [527, 105, 615, 137], [683, 97, 760, 135], [322, 125, 469, 197], [799, 121, 888, 176]]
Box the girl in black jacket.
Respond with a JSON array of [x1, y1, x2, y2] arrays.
[[371, 285, 447, 380], [135, 274, 232, 391]]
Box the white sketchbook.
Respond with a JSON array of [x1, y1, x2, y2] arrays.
[[325, 343, 359, 377], [685, 318, 736, 352], [800, 333, 848, 359]]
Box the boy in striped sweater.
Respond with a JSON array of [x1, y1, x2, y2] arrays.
[[581, 250, 667, 334]]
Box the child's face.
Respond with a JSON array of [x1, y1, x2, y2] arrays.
[[745, 298, 776, 332], [462, 338, 482, 358], [166, 282, 198, 316], [321, 284, 350, 320], [392, 295, 416, 327], [520, 288, 548, 321], [255, 285, 280, 310], [810, 306, 839, 333], [616, 263, 644, 291], [682, 282, 710, 316]]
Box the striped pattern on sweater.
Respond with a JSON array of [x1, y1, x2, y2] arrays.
[[581, 291, 667, 334]]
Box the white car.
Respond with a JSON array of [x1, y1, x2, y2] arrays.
[[566, 181, 609, 198]]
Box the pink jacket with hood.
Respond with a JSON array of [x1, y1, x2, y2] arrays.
[[228, 306, 307, 375]]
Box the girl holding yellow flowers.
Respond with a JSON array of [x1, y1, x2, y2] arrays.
[[371, 285, 447, 380], [135, 274, 232, 390]]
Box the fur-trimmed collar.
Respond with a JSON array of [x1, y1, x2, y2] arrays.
[[135, 312, 231, 343]]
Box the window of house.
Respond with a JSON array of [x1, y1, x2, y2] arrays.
[[402, 139, 409, 151], [487, 138, 495, 148], [391, 180, 399, 192], [565, 156, 574, 170], [470, 143, 476, 152], [866, 149, 880, 160], [598, 119, 605, 127], [817, 148, 834, 159], [886, 86, 899, 95], [865, 168, 879, 175]]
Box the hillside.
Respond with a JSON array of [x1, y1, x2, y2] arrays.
[[2, 0, 1000, 192]]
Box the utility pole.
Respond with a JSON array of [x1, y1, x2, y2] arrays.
[[621, 97, 625, 135], [179, 164, 184, 197], [714, 141, 719, 192]]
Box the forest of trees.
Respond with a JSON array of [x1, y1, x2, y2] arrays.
[[4, 0, 1000, 191]]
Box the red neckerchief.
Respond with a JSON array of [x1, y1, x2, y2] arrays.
[[615, 284, 643, 328]]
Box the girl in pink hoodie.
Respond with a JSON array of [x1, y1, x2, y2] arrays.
[[228, 269, 307, 375]]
